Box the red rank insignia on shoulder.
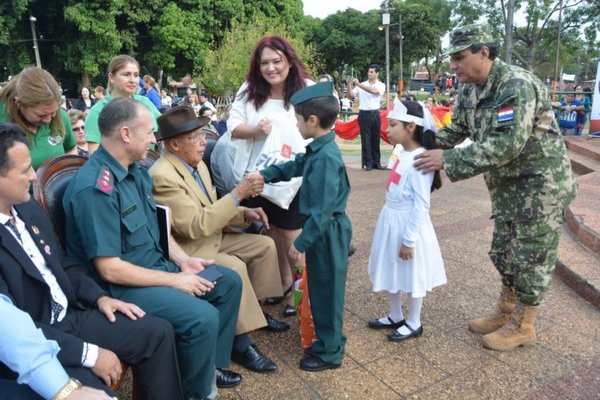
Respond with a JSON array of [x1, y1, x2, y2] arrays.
[[95, 167, 114, 194]]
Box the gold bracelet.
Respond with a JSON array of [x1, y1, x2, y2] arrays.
[[52, 378, 82, 400]]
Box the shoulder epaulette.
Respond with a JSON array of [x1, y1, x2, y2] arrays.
[[94, 166, 114, 195]]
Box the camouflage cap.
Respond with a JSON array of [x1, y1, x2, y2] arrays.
[[444, 23, 495, 56]]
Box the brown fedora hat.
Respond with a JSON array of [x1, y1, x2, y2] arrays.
[[156, 106, 211, 141]]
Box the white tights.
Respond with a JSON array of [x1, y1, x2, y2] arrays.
[[384, 291, 423, 333]]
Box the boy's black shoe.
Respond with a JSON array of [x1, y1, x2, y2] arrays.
[[299, 355, 341, 372]]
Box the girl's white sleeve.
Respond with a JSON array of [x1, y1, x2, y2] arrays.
[[227, 82, 249, 136], [402, 168, 434, 248]]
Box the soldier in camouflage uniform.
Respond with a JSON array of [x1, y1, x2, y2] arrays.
[[414, 24, 577, 351]]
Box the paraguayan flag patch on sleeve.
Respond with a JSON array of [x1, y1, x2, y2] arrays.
[[497, 107, 514, 123]]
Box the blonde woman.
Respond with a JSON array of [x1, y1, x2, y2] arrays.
[[84, 55, 161, 154], [0, 67, 77, 169], [68, 109, 89, 157]]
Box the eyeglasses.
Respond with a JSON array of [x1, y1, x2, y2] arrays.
[[184, 132, 206, 143]]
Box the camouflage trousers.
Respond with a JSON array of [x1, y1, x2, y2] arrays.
[[488, 212, 564, 306]]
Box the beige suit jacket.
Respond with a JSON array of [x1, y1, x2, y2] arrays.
[[149, 152, 247, 258]]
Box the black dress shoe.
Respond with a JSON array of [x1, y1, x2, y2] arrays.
[[368, 316, 405, 330], [364, 165, 373, 171], [372, 163, 387, 170], [263, 312, 290, 332], [387, 324, 423, 342], [215, 368, 243, 388], [299, 355, 341, 372], [232, 344, 277, 373], [263, 285, 292, 306], [282, 305, 296, 318]]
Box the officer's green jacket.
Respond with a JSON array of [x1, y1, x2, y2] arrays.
[[437, 58, 577, 222]]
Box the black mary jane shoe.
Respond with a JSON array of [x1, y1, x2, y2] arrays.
[[282, 305, 296, 318], [215, 368, 243, 388], [299, 355, 341, 372], [387, 324, 423, 342], [232, 344, 278, 373], [263, 312, 290, 332], [368, 316, 405, 330]]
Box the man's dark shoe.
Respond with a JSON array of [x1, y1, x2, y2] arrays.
[[368, 316, 405, 330], [299, 355, 341, 372], [372, 163, 387, 170], [232, 344, 277, 373], [263, 312, 290, 332], [282, 305, 296, 318], [215, 368, 243, 388], [365, 165, 373, 171]]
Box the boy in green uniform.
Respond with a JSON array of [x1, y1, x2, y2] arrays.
[[250, 81, 352, 371]]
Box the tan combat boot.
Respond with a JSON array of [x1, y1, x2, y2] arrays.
[[468, 286, 517, 334], [482, 303, 540, 351]]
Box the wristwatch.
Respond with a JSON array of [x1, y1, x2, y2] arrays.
[[52, 378, 82, 400]]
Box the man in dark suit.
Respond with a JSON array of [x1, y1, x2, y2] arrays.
[[0, 122, 183, 399]]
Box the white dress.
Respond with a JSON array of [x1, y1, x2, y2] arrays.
[[368, 147, 446, 297]]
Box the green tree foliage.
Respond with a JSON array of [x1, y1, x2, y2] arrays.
[[200, 15, 320, 98], [0, 0, 305, 91], [448, 0, 599, 75], [303, 9, 385, 81]]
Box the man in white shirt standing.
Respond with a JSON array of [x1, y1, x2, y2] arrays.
[[347, 65, 386, 171]]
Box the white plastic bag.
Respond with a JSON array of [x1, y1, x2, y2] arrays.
[[253, 116, 308, 209]]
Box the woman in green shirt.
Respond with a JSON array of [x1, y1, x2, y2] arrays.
[[85, 55, 161, 155], [0, 67, 77, 170]]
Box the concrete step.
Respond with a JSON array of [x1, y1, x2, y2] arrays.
[[565, 136, 600, 162], [566, 172, 600, 255], [568, 149, 600, 175], [556, 224, 600, 308]]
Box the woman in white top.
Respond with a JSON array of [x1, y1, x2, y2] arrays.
[[227, 35, 313, 317]]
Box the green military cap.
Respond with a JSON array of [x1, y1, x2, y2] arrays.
[[444, 23, 495, 56], [291, 81, 335, 106]]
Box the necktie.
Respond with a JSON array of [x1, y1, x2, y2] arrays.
[[5, 218, 22, 243], [192, 168, 211, 200], [50, 299, 64, 323]]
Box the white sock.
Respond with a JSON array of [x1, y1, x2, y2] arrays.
[[395, 294, 423, 335], [385, 291, 404, 323]]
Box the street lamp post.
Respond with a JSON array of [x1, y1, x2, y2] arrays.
[[398, 14, 403, 95], [379, 13, 403, 101], [29, 15, 41, 68], [382, 7, 390, 107]]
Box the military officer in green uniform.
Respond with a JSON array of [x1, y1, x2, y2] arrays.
[[414, 24, 577, 351], [250, 81, 352, 371], [62, 97, 243, 399]]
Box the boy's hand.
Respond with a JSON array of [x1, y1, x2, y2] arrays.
[[399, 245, 413, 261], [288, 244, 304, 264]]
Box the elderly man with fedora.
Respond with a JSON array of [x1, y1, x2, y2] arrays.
[[63, 97, 244, 400], [149, 106, 288, 374], [414, 24, 577, 351]]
